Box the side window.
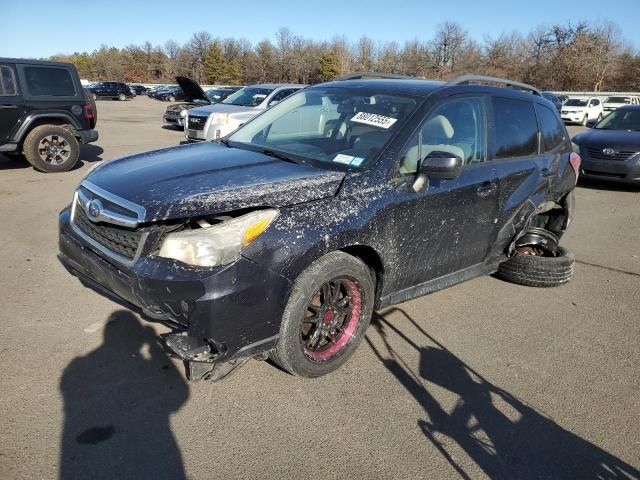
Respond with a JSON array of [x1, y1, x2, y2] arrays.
[[492, 97, 539, 159], [24, 66, 75, 96], [592, 99, 600, 106], [398, 97, 485, 175], [0, 66, 17, 96], [269, 89, 297, 105], [536, 104, 564, 152]]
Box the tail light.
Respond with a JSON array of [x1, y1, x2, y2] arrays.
[[83, 104, 93, 120], [569, 152, 581, 184]]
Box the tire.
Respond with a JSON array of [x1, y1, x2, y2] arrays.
[[168, 96, 175, 102], [271, 251, 375, 378], [496, 246, 574, 288], [23, 125, 80, 173], [582, 115, 588, 126], [118, 93, 126, 101]]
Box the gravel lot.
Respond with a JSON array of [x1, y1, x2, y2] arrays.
[[0, 97, 638, 480]]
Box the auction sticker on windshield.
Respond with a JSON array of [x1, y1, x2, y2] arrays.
[[351, 112, 397, 129]]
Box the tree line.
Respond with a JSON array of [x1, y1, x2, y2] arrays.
[[50, 21, 640, 91]]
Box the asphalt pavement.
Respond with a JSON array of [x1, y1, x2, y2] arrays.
[[0, 97, 638, 480]]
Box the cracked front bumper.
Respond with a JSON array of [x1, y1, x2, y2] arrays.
[[58, 208, 289, 362]]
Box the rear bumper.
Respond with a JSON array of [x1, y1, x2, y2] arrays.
[[78, 129, 99, 144], [58, 208, 289, 362]]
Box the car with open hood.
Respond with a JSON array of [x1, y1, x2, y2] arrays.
[[184, 83, 305, 141], [59, 74, 578, 382], [162, 77, 240, 128], [572, 104, 640, 184]]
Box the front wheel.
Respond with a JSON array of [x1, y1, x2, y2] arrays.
[[271, 252, 375, 378], [118, 93, 126, 101], [582, 114, 588, 126]]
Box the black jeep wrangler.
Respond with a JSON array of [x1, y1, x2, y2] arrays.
[[0, 58, 98, 172], [59, 74, 579, 381]]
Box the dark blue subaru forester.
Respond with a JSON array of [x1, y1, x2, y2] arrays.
[[59, 74, 579, 381]]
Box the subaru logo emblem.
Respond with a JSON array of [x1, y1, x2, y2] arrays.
[[87, 199, 103, 220], [602, 148, 616, 155]]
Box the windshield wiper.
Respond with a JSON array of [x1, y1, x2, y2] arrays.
[[216, 138, 231, 147], [260, 148, 300, 164]]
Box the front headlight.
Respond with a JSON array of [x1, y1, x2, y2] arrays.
[[158, 209, 278, 267], [211, 112, 229, 124], [180, 109, 187, 117]]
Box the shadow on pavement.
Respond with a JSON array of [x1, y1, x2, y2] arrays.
[[0, 144, 104, 172], [59, 310, 189, 480], [366, 308, 639, 479]]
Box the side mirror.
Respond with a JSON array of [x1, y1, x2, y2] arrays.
[[268, 100, 280, 107], [420, 151, 463, 179], [585, 119, 597, 128], [412, 151, 463, 192]]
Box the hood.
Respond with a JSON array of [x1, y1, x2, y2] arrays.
[[166, 102, 207, 113], [85, 142, 345, 222], [175, 76, 208, 102], [188, 103, 261, 116], [562, 105, 587, 111], [573, 128, 640, 149]]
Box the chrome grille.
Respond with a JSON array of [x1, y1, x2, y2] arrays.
[[188, 115, 207, 131], [583, 146, 638, 162], [71, 181, 147, 264], [74, 204, 142, 260]]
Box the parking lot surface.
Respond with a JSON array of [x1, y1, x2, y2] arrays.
[[0, 97, 638, 479]]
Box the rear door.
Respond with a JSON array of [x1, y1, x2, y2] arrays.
[[489, 96, 551, 258], [0, 63, 24, 145]]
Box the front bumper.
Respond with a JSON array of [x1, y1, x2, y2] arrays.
[[580, 155, 640, 184], [162, 113, 184, 127], [561, 113, 587, 124], [58, 208, 289, 362]]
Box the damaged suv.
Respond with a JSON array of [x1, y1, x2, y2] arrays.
[[59, 75, 579, 381]]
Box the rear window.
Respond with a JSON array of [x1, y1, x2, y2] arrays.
[[0, 66, 17, 95], [536, 104, 565, 152], [492, 97, 539, 159], [24, 66, 76, 96]]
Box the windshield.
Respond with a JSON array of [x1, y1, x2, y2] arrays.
[[222, 87, 274, 107], [565, 99, 587, 107], [227, 87, 420, 168], [605, 96, 631, 104], [594, 108, 640, 131], [206, 89, 232, 103]]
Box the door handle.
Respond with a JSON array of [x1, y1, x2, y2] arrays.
[[0, 104, 17, 109], [476, 181, 497, 198]]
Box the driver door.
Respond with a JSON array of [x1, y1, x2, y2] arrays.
[[388, 95, 500, 292]]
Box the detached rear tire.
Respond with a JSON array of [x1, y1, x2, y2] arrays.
[[497, 246, 574, 288], [23, 125, 79, 173], [271, 252, 375, 378]]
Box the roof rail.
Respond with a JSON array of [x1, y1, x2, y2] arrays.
[[335, 72, 417, 81], [446, 75, 541, 96]]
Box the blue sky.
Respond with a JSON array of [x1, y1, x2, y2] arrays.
[[2, 0, 639, 58]]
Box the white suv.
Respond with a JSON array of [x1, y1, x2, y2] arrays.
[[185, 84, 305, 142], [561, 97, 603, 125], [603, 96, 638, 115]]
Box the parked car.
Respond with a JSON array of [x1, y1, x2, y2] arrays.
[[146, 85, 168, 97], [0, 57, 99, 172], [561, 97, 603, 125], [602, 96, 638, 115], [572, 104, 640, 184], [185, 84, 305, 141], [129, 84, 148, 95], [557, 94, 569, 105], [163, 77, 240, 128], [59, 74, 579, 381], [149, 85, 177, 99], [542, 92, 562, 111], [87, 81, 134, 101]]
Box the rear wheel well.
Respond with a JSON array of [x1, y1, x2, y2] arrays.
[[340, 245, 384, 304], [18, 119, 78, 147]]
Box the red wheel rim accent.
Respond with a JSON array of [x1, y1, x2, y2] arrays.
[[301, 278, 362, 362]]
